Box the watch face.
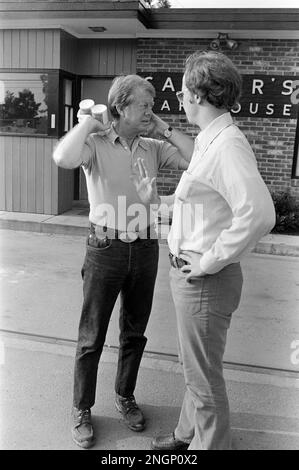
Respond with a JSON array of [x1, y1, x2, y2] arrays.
[[164, 128, 172, 138]]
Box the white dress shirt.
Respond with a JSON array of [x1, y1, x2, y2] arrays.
[[168, 112, 276, 274]]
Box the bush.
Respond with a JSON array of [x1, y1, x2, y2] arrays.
[[271, 190, 299, 234]]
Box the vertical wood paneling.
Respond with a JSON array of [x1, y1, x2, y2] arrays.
[[0, 31, 4, 68], [1, 29, 61, 69], [27, 138, 36, 212], [20, 138, 28, 212], [51, 140, 58, 213], [5, 137, 13, 211], [0, 30, 135, 72], [11, 30, 20, 69], [3, 30, 12, 69], [60, 31, 78, 75], [19, 29, 28, 69], [43, 138, 53, 215], [0, 136, 73, 215], [98, 43, 108, 75], [0, 137, 5, 210], [44, 31, 54, 69], [36, 30, 45, 69], [115, 45, 125, 75], [106, 42, 116, 76], [123, 42, 136, 74], [35, 138, 44, 213], [52, 30, 61, 69], [77, 39, 136, 76], [12, 137, 20, 211], [28, 30, 37, 69]]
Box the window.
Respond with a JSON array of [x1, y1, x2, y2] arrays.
[[63, 78, 74, 133], [0, 73, 48, 135]]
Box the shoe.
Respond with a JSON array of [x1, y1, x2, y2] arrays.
[[115, 393, 145, 432], [151, 432, 190, 450], [71, 407, 94, 449]]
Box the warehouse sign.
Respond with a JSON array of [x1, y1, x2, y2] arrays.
[[140, 72, 299, 119]]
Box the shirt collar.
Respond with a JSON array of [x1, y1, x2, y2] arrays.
[[106, 124, 150, 150], [195, 112, 233, 152]]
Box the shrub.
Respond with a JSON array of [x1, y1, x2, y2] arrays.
[[271, 190, 299, 234]]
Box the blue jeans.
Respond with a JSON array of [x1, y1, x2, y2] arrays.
[[73, 235, 159, 410], [170, 262, 243, 450]]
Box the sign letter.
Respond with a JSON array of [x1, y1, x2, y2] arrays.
[[162, 77, 175, 92], [252, 79, 264, 94]]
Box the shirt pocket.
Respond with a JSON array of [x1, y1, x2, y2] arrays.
[[175, 171, 199, 202]]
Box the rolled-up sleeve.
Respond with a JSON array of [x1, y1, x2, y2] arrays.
[[157, 140, 183, 170], [81, 134, 96, 171]]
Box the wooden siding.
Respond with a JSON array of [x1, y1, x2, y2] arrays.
[[76, 39, 136, 76], [59, 30, 79, 75], [0, 29, 60, 69], [0, 30, 136, 74], [0, 136, 73, 215]]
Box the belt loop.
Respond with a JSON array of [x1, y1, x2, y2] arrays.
[[169, 252, 178, 268]]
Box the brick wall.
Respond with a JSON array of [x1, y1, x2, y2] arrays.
[[137, 38, 299, 200]]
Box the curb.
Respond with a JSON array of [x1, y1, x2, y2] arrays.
[[0, 218, 299, 256], [254, 240, 299, 257]]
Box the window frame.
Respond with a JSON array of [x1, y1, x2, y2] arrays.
[[0, 69, 80, 138]]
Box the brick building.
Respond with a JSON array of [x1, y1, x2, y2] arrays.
[[0, 1, 299, 214]]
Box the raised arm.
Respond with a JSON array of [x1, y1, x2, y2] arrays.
[[149, 114, 194, 164], [53, 115, 108, 169]]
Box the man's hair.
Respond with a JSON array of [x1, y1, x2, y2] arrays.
[[108, 74, 155, 119], [184, 51, 242, 110]]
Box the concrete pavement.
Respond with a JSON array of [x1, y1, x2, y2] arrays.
[[1, 333, 299, 450], [1, 228, 299, 371], [0, 208, 299, 450]]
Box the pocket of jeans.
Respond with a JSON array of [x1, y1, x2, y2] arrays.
[[87, 234, 112, 251], [171, 271, 207, 317], [210, 264, 243, 316]]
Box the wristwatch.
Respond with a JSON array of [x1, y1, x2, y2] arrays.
[[163, 126, 173, 139]]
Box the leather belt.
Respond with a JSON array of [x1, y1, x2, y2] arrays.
[[90, 222, 154, 243], [169, 252, 189, 269]]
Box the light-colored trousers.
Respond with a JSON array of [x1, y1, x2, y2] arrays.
[[170, 262, 243, 450]]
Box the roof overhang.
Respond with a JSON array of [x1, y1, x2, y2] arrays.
[[0, 0, 151, 38], [0, 2, 299, 40], [144, 8, 299, 40]]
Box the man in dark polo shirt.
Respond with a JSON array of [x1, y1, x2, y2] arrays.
[[53, 74, 194, 449]]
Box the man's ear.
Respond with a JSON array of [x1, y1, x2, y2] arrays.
[[116, 104, 124, 117]]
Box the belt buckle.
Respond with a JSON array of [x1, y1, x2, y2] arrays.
[[119, 231, 138, 243], [94, 225, 107, 240]]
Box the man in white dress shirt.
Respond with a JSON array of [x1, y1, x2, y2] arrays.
[[133, 51, 276, 450]]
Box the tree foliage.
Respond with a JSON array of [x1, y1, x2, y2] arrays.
[[0, 89, 41, 119], [143, 0, 171, 8]]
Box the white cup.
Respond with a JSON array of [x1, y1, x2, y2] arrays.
[[91, 104, 108, 124], [79, 99, 95, 115]]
